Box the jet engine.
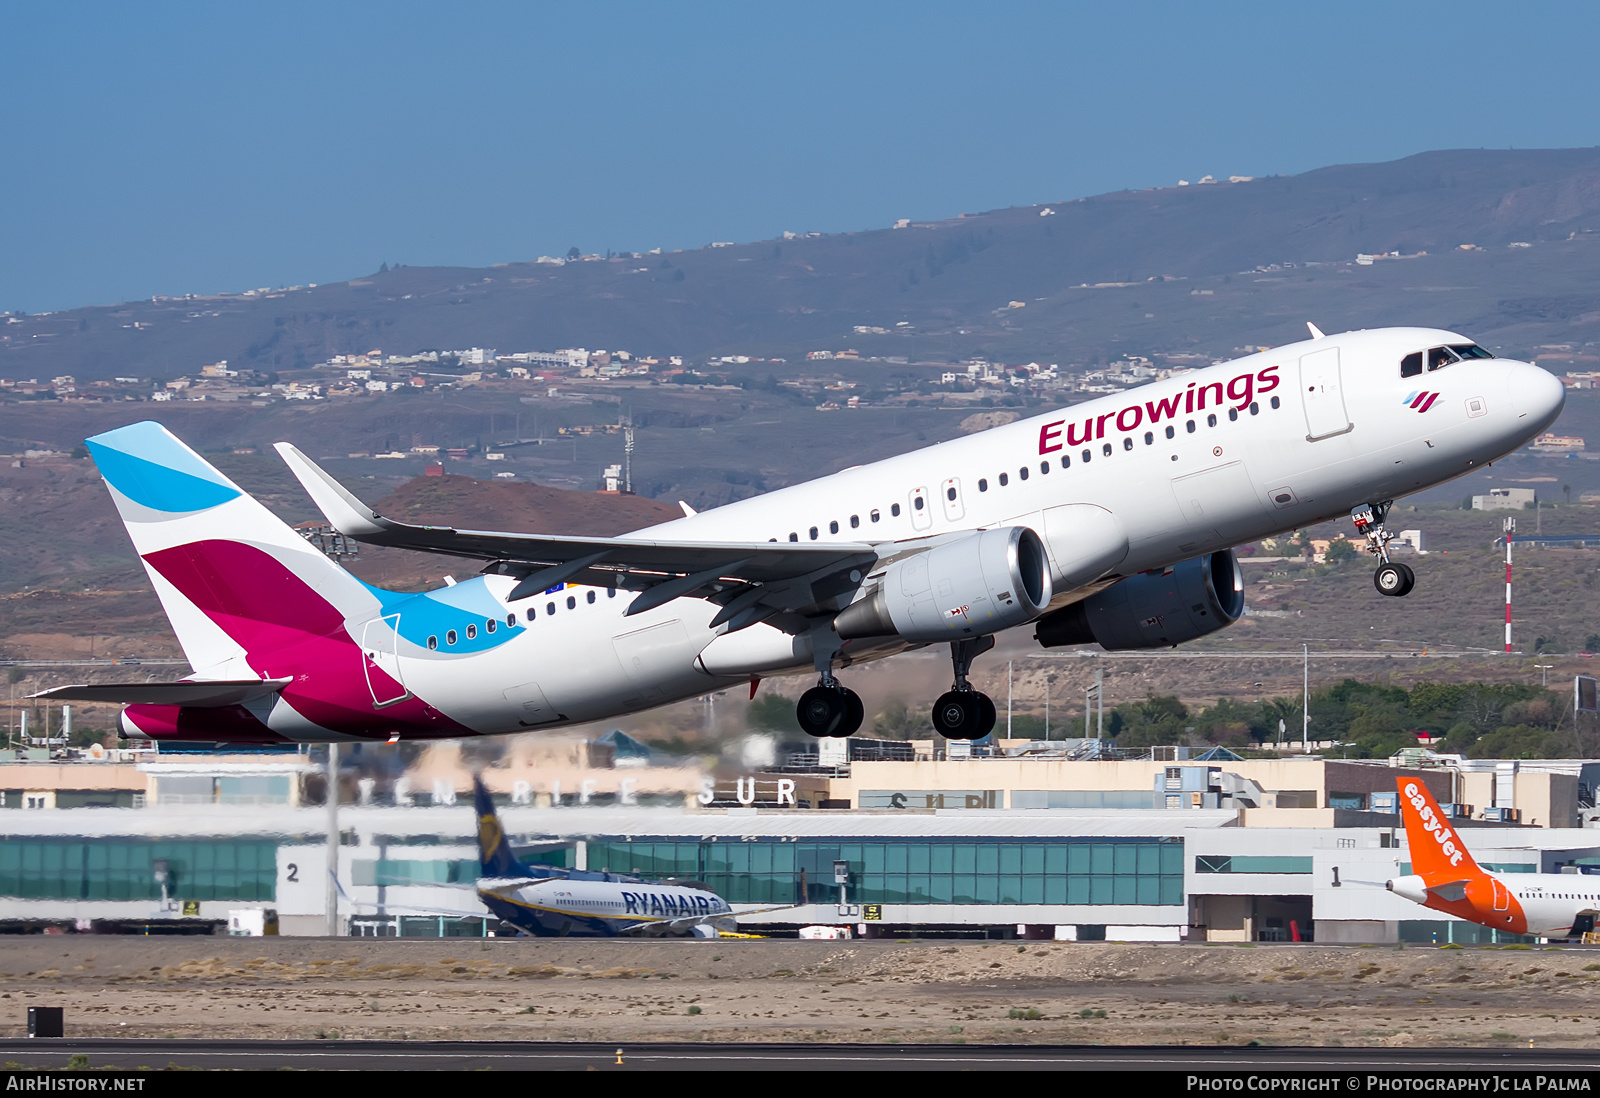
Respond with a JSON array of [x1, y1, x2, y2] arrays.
[[833, 526, 1052, 643], [1033, 550, 1243, 651]]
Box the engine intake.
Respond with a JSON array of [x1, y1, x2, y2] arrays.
[[1034, 550, 1243, 651], [834, 527, 1052, 643]]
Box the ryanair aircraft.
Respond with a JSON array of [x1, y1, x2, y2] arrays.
[[471, 776, 743, 938]]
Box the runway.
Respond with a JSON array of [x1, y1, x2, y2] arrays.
[[2, 1039, 1600, 1071]]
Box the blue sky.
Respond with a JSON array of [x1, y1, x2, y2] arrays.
[[3, 1, 1597, 314]]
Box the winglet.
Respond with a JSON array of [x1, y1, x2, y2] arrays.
[[1397, 776, 1483, 883], [679, 501, 697, 517], [274, 442, 390, 537], [1306, 322, 1325, 340]]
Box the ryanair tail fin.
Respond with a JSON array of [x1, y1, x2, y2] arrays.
[[1397, 776, 1483, 882], [474, 774, 527, 878]]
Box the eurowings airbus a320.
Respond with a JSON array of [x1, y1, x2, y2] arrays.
[[43, 326, 1563, 744]]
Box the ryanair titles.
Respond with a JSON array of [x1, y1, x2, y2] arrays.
[[622, 889, 727, 917]]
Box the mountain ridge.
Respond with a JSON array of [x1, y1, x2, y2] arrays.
[[7, 148, 1600, 381]]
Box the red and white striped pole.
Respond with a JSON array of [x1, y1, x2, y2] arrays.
[[1504, 516, 1515, 654]]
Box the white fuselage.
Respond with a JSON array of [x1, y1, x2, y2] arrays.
[[1498, 875, 1600, 937], [360, 326, 1564, 738], [479, 875, 735, 937]]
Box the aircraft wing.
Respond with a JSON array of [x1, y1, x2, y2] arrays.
[[30, 679, 292, 708], [477, 875, 562, 892], [276, 442, 877, 617], [620, 900, 806, 936]]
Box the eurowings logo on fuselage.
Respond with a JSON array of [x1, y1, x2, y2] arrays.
[[1403, 391, 1441, 413]]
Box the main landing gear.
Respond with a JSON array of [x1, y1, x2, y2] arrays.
[[796, 679, 864, 739], [1352, 501, 1415, 598], [794, 635, 1000, 741], [931, 637, 998, 742]]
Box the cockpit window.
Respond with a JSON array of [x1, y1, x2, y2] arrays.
[[1400, 352, 1423, 378], [1427, 346, 1460, 371], [1450, 343, 1494, 360]]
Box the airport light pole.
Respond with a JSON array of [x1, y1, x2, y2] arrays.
[[1006, 661, 1012, 739], [1504, 516, 1515, 654], [1302, 644, 1310, 752], [325, 742, 340, 937]]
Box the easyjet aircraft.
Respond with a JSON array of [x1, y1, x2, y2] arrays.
[[42, 326, 1563, 744], [1388, 776, 1599, 939]]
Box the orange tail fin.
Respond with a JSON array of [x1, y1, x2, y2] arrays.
[[1396, 776, 1482, 882]]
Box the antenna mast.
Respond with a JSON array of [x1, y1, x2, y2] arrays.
[[1504, 516, 1515, 654], [623, 413, 635, 495]]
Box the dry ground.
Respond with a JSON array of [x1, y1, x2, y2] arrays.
[[2, 937, 1599, 1048]]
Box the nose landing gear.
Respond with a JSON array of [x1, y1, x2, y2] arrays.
[[1352, 502, 1415, 597], [932, 636, 999, 741], [1374, 561, 1415, 597]]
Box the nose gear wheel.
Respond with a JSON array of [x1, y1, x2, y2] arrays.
[[1374, 561, 1415, 597], [1353, 501, 1416, 598]]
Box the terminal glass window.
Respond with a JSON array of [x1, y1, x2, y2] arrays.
[[0, 838, 278, 901], [1195, 855, 1313, 874], [351, 859, 478, 886], [583, 837, 1182, 907]]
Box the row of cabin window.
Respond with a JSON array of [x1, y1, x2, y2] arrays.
[[425, 587, 616, 649], [779, 396, 1282, 542]]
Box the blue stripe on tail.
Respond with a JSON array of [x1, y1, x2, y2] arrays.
[[86, 422, 241, 514]]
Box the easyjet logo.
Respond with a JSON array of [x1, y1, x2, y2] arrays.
[[1404, 781, 1464, 867], [1402, 391, 1440, 413]]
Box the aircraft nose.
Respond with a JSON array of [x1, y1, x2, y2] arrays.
[[1509, 361, 1565, 431]]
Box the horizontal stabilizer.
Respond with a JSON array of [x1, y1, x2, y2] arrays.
[[31, 679, 291, 708], [1427, 878, 1472, 902]]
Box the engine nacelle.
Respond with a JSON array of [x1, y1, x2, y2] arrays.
[[1033, 550, 1243, 651], [833, 526, 1052, 643]]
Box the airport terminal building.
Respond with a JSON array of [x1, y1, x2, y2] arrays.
[[2, 744, 1598, 944]]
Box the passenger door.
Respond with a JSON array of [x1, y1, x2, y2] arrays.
[[360, 615, 410, 708], [1299, 348, 1353, 440]]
